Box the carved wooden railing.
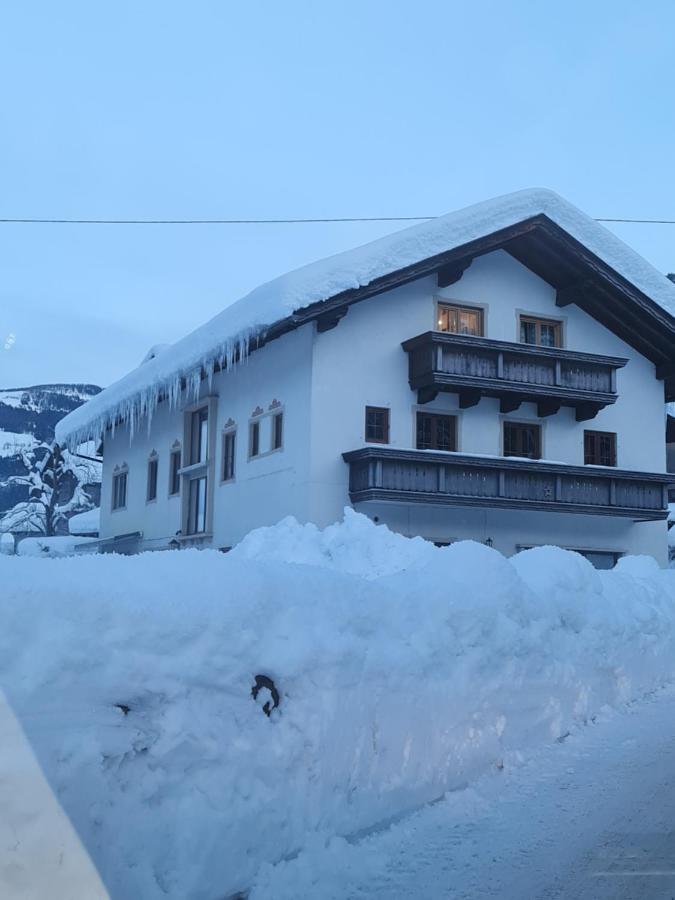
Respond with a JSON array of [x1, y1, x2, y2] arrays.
[[343, 447, 670, 521], [401, 332, 628, 420]]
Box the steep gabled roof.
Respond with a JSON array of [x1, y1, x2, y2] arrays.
[[56, 188, 675, 448]]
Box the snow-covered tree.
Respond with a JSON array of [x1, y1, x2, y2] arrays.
[[0, 442, 100, 536]]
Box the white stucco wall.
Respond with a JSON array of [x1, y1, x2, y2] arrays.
[[100, 324, 315, 549], [99, 248, 668, 563], [308, 250, 668, 562]]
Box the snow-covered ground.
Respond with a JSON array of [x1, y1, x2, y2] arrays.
[[3, 511, 675, 898], [251, 685, 675, 899]]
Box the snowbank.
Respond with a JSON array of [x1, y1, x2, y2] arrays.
[[3, 511, 675, 898], [56, 187, 675, 449], [16, 535, 98, 557]]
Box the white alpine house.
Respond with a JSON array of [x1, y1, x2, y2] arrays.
[[56, 189, 675, 565]]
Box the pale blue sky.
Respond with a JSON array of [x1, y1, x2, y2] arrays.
[[1, 1, 674, 387]]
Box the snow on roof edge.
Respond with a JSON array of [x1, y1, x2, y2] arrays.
[[56, 187, 675, 449]]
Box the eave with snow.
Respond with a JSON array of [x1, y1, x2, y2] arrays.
[[56, 189, 675, 565], [56, 189, 675, 450]]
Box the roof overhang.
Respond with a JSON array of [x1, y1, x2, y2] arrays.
[[266, 214, 675, 400]]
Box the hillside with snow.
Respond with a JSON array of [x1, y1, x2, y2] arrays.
[[0, 384, 102, 536], [3, 511, 675, 898]]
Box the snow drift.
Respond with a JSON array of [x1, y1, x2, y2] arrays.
[[3, 511, 675, 898]]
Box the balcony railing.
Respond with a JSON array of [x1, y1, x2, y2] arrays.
[[401, 332, 628, 420], [343, 447, 670, 521]]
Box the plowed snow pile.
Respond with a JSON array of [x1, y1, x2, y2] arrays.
[[2, 510, 675, 898]]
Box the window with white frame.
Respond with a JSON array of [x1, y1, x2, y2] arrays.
[[189, 406, 209, 465], [271, 411, 283, 451], [146, 453, 158, 502], [222, 428, 236, 481], [187, 476, 207, 534], [112, 466, 128, 510], [169, 444, 181, 496], [183, 403, 211, 536]]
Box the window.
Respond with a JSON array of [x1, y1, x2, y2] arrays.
[[416, 412, 457, 451], [584, 430, 617, 467], [519, 316, 562, 348], [189, 407, 209, 465], [365, 406, 390, 443], [187, 476, 207, 534], [249, 420, 260, 458], [437, 303, 483, 336], [169, 447, 181, 496], [147, 455, 158, 502], [112, 469, 128, 510], [271, 411, 283, 451], [503, 421, 541, 459], [222, 430, 236, 481]]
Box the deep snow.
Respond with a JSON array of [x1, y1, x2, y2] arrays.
[[3, 511, 675, 898], [56, 188, 675, 449]]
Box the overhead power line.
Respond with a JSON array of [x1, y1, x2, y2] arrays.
[[0, 215, 675, 226]]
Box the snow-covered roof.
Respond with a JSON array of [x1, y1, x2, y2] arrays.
[[56, 188, 675, 448]]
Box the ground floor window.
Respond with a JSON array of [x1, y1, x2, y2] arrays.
[[147, 455, 158, 502], [503, 421, 541, 459], [222, 429, 236, 481], [112, 469, 128, 510], [169, 447, 181, 495], [416, 412, 457, 451], [187, 476, 207, 534], [271, 411, 283, 451]]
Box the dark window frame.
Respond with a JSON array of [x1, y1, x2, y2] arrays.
[[146, 455, 158, 502], [169, 447, 181, 496], [271, 411, 283, 451], [416, 412, 457, 452], [436, 302, 484, 336], [222, 429, 236, 481], [503, 421, 542, 460], [365, 406, 390, 444], [189, 406, 209, 465], [186, 475, 208, 535], [584, 430, 617, 467], [249, 419, 261, 458], [112, 469, 128, 511], [519, 315, 563, 348]]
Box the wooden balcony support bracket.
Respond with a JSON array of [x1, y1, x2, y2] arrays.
[[537, 399, 562, 418], [575, 402, 601, 422], [437, 258, 473, 288], [459, 389, 481, 409], [418, 386, 439, 405], [500, 397, 522, 414]]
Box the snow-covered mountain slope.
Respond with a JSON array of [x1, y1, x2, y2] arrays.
[[0, 383, 102, 532]]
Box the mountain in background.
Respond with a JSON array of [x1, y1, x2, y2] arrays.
[[0, 384, 103, 535]]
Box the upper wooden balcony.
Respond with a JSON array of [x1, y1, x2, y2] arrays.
[[401, 332, 628, 421]]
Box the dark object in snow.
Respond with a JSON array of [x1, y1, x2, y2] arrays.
[[115, 703, 131, 716], [251, 674, 279, 717]]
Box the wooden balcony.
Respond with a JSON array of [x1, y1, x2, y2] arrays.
[[401, 332, 628, 421], [343, 447, 670, 521]]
